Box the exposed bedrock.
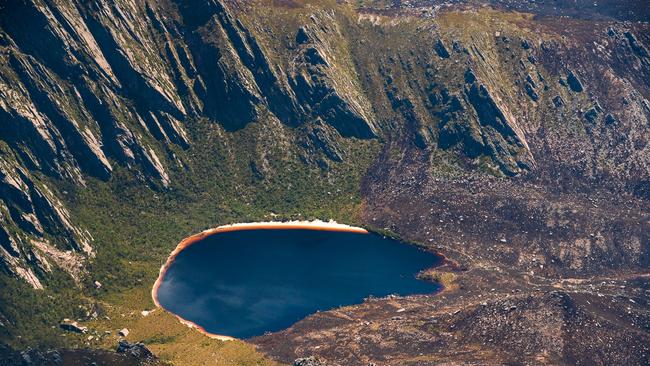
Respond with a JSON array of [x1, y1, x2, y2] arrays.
[[288, 13, 378, 138], [463, 83, 535, 175], [436, 80, 535, 176]]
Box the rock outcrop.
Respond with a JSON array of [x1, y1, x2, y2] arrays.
[[59, 319, 87, 334], [288, 12, 378, 138], [462, 83, 534, 175], [116, 340, 155, 360], [294, 356, 329, 366]]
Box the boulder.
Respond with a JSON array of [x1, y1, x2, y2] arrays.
[[118, 328, 129, 337], [435, 39, 451, 58], [567, 70, 584, 92], [607, 27, 617, 37], [464, 68, 477, 84], [624, 31, 649, 58], [585, 107, 600, 124], [525, 74, 537, 88], [452, 40, 465, 53], [525, 83, 539, 101], [294, 356, 328, 366], [116, 340, 155, 360], [59, 319, 87, 334]]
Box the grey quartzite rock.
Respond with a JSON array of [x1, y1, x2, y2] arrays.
[[294, 356, 328, 366]]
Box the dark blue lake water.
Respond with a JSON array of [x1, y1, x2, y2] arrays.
[[155, 229, 442, 338]]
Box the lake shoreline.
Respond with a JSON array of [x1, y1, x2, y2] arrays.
[[151, 220, 372, 341]]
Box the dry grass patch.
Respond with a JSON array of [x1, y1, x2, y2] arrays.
[[417, 269, 458, 291], [84, 287, 283, 366]]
